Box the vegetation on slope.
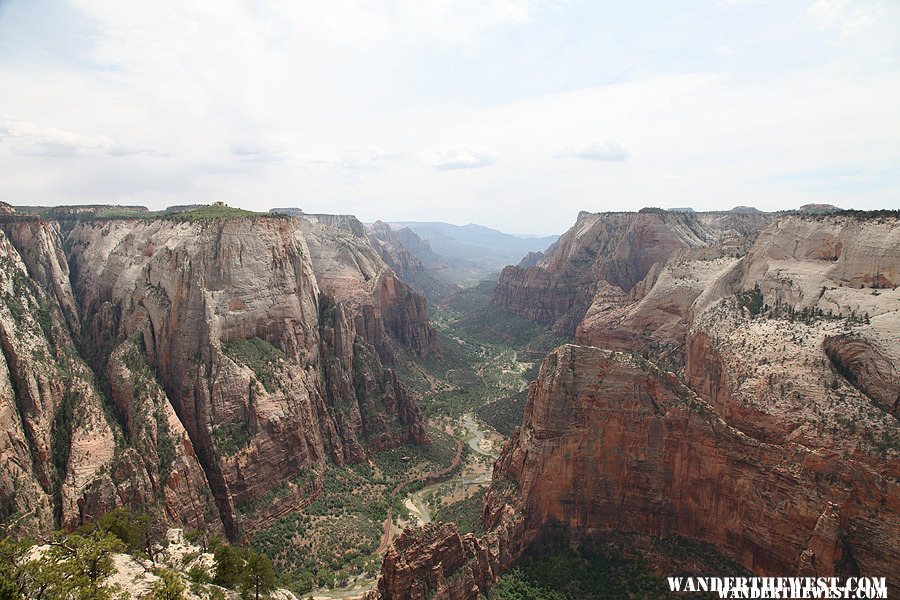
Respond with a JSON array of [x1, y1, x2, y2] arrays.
[[222, 337, 286, 393], [433, 488, 486, 536], [249, 428, 463, 594], [476, 391, 528, 437], [396, 281, 563, 420], [163, 205, 266, 222], [487, 535, 744, 600], [0, 507, 278, 600]]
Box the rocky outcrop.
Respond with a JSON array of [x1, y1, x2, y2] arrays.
[[371, 513, 525, 600], [0, 223, 116, 534], [375, 344, 899, 598], [368, 222, 427, 280], [0, 212, 433, 539], [1, 220, 80, 335], [302, 213, 368, 238], [492, 209, 718, 334], [493, 209, 773, 337], [367, 221, 460, 302], [65, 216, 431, 535], [374, 212, 900, 599], [684, 214, 900, 449], [299, 217, 437, 360], [576, 249, 739, 367], [824, 334, 899, 417], [491, 345, 898, 581], [96, 339, 221, 532]]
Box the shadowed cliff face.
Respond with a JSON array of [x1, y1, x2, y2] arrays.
[[491, 210, 770, 336], [374, 345, 900, 599], [367, 221, 460, 303], [491, 346, 898, 580], [0, 213, 433, 538], [373, 213, 900, 600]]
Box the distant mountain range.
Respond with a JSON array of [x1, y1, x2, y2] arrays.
[[387, 221, 558, 282]]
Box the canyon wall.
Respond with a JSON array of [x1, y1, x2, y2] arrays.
[[367, 221, 460, 302], [0, 210, 434, 538], [374, 212, 900, 599], [492, 209, 770, 336]]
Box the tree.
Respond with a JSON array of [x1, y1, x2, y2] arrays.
[[0, 537, 30, 599], [213, 544, 244, 589], [91, 507, 159, 560], [0, 576, 18, 600], [42, 530, 124, 599], [147, 568, 186, 600], [241, 552, 275, 600]]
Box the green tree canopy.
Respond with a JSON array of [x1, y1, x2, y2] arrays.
[[241, 551, 276, 600]]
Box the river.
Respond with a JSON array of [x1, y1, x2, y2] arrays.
[[405, 412, 499, 525]]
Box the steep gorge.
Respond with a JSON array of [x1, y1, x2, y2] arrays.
[[0, 210, 435, 539], [372, 211, 900, 599]]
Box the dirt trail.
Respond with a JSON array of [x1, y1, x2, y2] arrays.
[[405, 413, 499, 526], [376, 439, 463, 554]]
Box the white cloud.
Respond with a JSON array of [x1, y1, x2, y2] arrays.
[[303, 146, 399, 172], [0, 114, 159, 158], [0, 0, 898, 233], [419, 144, 500, 170], [556, 140, 631, 162], [333, 146, 399, 170], [807, 0, 881, 37], [230, 144, 287, 164]]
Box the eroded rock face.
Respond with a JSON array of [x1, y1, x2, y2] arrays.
[[824, 334, 899, 417], [299, 217, 438, 361], [491, 209, 761, 335], [0, 213, 432, 538], [493, 345, 898, 580], [374, 212, 900, 600], [576, 248, 738, 366], [375, 344, 899, 598], [367, 221, 458, 302], [0, 223, 115, 533], [370, 515, 525, 600]]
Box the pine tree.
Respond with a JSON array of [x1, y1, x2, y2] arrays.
[[242, 552, 276, 600]]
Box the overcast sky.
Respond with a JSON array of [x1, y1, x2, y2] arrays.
[[1, 0, 898, 234]]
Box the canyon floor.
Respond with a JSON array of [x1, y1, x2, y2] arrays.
[[297, 288, 543, 598]]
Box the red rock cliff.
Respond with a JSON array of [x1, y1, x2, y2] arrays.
[[374, 344, 899, 598], [492, 209, 721, 334]]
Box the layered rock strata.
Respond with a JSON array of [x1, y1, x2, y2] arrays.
[[0, 210, 434, 539], [374, 212, 900, 599], [374, 344, 900, 598], [493, 208, 772, 336]]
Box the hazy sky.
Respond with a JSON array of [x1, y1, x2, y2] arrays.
[[1, 0, 898, 234]]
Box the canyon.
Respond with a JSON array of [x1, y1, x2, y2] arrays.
[[372, 210, 900, 599], [0, 204, 434, 541], [1, 202, 898, 599]]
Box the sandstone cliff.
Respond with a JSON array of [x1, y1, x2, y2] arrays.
[[374, 212, 900, 599], [298, 217, 438, 360], [0, 210, 434, 539], [367, 221, 459, 302], [492, 209, 770, 335], [374, 344, 899, 599]]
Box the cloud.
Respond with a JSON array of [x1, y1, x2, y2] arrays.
[[303, 146, 399, 171], [555, 140, 631, 162], [419, 144, 500, 170], [807, 0, 880, 37], [334, 146, 399, 170], [231, 144, 287, 164], [0, 114, 160, 158]]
